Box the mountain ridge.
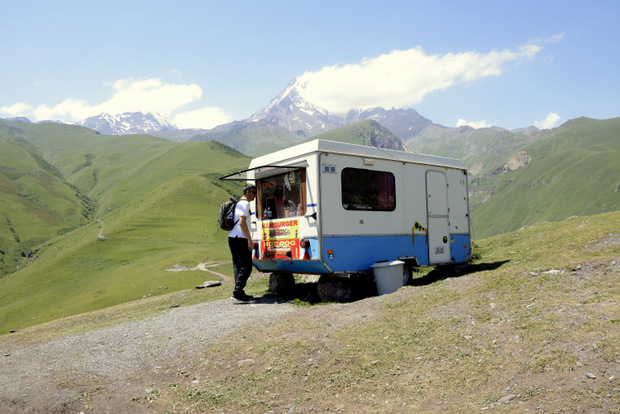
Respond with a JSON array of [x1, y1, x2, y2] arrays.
[[72, 76, 544, 151], [76, 111, 177, 135]]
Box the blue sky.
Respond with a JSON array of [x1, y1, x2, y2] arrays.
[[1, 0, 618, 130]]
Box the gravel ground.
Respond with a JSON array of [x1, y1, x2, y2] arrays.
[[0, 296, 296, 414]]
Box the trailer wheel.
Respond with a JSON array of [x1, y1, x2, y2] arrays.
[[403, 264, 413, 286], [269, 272, 295, 296], [317, 276, 353, 302]]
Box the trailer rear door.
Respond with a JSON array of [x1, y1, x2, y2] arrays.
[[426, 170, 451, 264]]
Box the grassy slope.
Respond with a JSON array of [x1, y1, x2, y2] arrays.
[[188, 119, 406, 159], [0, 136, 88, 275], [401, 117, 619, 238], [158, 210, 620, 412], [309, 120, 379, 144], [0, 124, 249, 333], [470, 117, 620, 238], [190, 120, 304, 157], [0, 175, 227, 331], [308, 119, 404, 149], [1, 210, 617, 413], [404, 124, 542, 176]]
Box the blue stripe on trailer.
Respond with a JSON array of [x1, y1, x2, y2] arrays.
[[322, 235, 428, 272], [323, 234, 471, 272], [253, 234, 471, 275]]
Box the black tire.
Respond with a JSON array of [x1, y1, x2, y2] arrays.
[[317, 276, 353, 302], [403, 264, 413, 286]]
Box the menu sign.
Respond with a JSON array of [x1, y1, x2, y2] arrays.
[[260, 218, 300, 259]]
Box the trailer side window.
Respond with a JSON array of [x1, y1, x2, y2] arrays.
[[341, 168, 395, 211], [257, 169, 306, 219]]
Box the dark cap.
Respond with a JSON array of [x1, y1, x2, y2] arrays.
[[243, 183, 257, 194]]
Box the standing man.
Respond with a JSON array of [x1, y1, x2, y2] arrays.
[[229, 183, 257, 302]]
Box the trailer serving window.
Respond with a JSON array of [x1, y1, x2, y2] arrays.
[[341, 168, 396, 211], [257, 169, 306, 219]]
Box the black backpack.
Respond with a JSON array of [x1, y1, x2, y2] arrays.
[[218, 197, 238, 230]]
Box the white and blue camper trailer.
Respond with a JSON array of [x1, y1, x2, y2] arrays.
[[221, 140, 471, 291]]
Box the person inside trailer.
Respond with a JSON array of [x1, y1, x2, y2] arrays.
[[273, 186, 297, 218]]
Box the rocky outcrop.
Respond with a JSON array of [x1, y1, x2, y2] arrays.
[[491, 151, 531, 176]]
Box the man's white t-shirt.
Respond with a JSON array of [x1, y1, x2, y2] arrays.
[[228, 198, 251, 239]]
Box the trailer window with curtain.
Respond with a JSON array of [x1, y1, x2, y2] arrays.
[[341, 168, 396, 211]]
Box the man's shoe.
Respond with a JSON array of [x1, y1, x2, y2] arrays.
[[232, 292, 253, 302]]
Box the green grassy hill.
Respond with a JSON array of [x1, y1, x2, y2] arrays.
[[0, 133, 93, 275], [182, 119, 406, 157], [469, 117, 620, 238], [404, 124, 543, 177], [401, 117, 620, 238], [0, 120, 250, 333], [0, 174, 239, 332], [308, 119, 405, 150], [190, 120, 303, 157]]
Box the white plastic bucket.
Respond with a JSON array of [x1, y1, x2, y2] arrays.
[[372, 260, 406, 295]]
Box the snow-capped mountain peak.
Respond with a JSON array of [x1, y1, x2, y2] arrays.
[[250, 78, 342, 137], [249, 77, 435, 139], [76, 112, 178, 135]]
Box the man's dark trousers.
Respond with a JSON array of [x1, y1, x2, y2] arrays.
[[229, 236, 252, 295]]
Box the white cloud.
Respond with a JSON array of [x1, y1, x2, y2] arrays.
[[31, 78, 204, 121], [0, 102, 34, 117], [296, 44, 543, 113], [456, 119, 493, 129], [533, 32, 565, 44], [172, 107, 233, 129], [33, 98, 92, 121], [4, 78, 231, 128], [548, 32, 566, 43], [94, 78, 203, 118], [534, 113, 561, 129]]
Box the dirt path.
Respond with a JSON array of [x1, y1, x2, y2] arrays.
[[192, 260, 234, 282], [96, 218, 105, 239]]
